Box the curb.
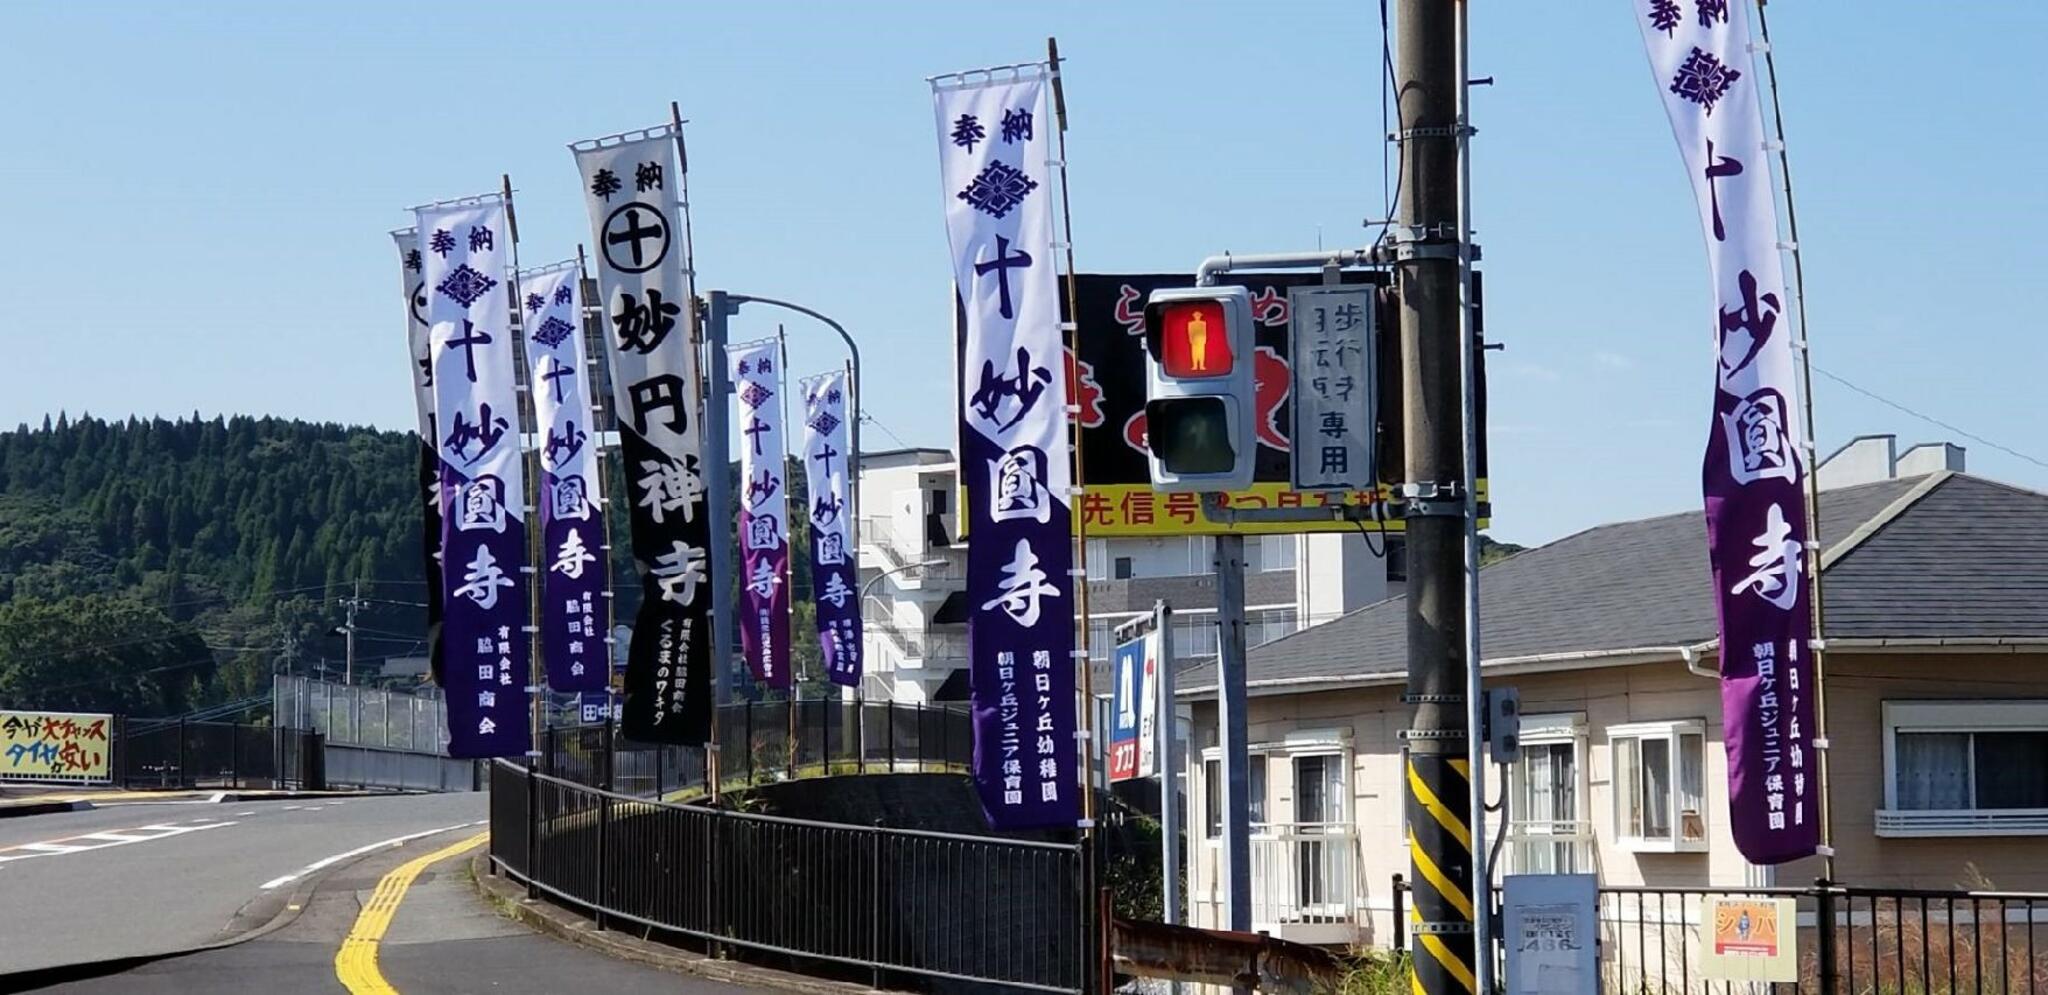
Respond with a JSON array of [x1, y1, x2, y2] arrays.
[[469, 853, 883, 995], [0, 800, 94, 819]]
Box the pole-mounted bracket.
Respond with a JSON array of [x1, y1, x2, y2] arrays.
[[1409, 920, 1475, 935], [1381, 223, 1481, 264], [1399, 728, 1469, 742], [1400, 480, 1469, 519], [1388, 125, 1476, 142]]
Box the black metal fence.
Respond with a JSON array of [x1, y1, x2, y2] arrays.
[[540, 699, 974, 799], [112, 719, 313, 789], [489, 759, 1090, 994], [1394, 875, 2048, 993]]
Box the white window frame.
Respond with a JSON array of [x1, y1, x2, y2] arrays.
[[1201, 729, 1350, 838], [1505, 713, 1591, 874], [1608, 719, 1709, 854], [1199, 750, 1271, 840], [1879, 700, 2048, 838]]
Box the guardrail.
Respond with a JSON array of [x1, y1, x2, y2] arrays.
[[489, 760, 1092, 993], [541, 699, 972, 798]]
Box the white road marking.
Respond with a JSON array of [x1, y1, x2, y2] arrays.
[[282, 805, 303, 811], [235, 811, 258, 817], [257, 820, 486, 891], [303, 806, 324, 812], [96, 790, 228, 807], [0, 821, 237, 865]]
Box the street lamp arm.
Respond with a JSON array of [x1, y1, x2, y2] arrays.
[[861, 557, 947, 597], [724, 293, 860, 371]]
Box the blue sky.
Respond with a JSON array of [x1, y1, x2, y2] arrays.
[[3, 1, 2043, 546]]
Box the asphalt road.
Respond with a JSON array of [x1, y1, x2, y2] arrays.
[[0, 792, 487, 975], [0, 793, 768, 993], [24, 823, 758, 994]]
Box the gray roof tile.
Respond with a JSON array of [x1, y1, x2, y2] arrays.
[[1182, 473, 2037, 692]]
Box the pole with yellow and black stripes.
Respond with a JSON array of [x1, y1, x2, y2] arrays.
[[1392, 0, 1483, 992]]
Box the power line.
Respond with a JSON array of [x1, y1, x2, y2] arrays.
[[859, 412, 914, 451], [1812, 363, 2048, 472]]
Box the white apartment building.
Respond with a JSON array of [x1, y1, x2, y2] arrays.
[[855, 448, 1402, 701]]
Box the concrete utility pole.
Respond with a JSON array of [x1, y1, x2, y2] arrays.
[[1394, 1, 1481, 992], [340, 580, 364, 686]]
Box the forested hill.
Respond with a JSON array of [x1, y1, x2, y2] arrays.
[[0, 414, 428, 715]]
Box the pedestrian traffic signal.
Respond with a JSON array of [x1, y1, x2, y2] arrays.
[[1142, 286, 1255, 492]]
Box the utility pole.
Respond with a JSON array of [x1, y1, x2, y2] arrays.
[[1394, 1, 1481, 992], [340, 580, 364, 686]]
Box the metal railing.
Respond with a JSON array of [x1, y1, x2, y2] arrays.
[[1502, 817, 1596, 876], [112, 718, 298, 789], [1246, 821, 1361, 942], [1392, 875, 2048, 993], [489, 760, 1091, 993], [541, 699, 973, 799]]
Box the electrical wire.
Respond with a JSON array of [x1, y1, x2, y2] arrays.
[[1367, 0, 1406, 247], [1812, 364, 2048, 472], [860, 411, 914, 451]]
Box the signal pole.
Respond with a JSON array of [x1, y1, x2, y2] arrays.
[[1394, 1, 1481, 992]]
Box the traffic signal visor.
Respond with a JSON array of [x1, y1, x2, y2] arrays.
[[1142, 286, 1256, 493]]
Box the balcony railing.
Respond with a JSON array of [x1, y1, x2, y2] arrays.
[[1504, 818, 1596, 876], [860, 600, 966, 671], [1247, 820, 1361, 944]]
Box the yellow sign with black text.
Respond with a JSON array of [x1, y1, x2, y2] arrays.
[[0, 710, 113, 783]]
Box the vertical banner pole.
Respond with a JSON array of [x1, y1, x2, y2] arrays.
[[669, 102, 720, 786], [847, 356, 864, 761], [578, 243, 622, 746], [1753, 0, 1836, 881], [503, 172, 544, 764], [1046, 36, 1098, 837], [781, 327, 798, 771]]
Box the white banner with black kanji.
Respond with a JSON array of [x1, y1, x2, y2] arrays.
[[933, 71, 1077, 830], [393, 228, 445, 688], [728, 337, 792, 691], [416, 197, 526, 759], [520, 262, 608, 694], [799, 370, 860, 687], [572, 128, 710, 744], [1638, 0, 1816, 864]]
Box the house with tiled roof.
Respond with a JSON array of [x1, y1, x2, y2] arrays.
[[1175, 439, 2048, 947]]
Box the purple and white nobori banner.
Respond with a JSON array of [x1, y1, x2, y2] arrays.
[[416, 197, 528, 759], [729, 338, 792, 691], [519, 262, 608, 694], [933, 69, 1078, 830], [573, 127, 711, 745], [1638, 0, 1816, 864], [393, 228, 446, 688], [799, 370, 860, 687]]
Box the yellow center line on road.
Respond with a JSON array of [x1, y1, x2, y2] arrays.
[[333, 830, 490, 995]]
